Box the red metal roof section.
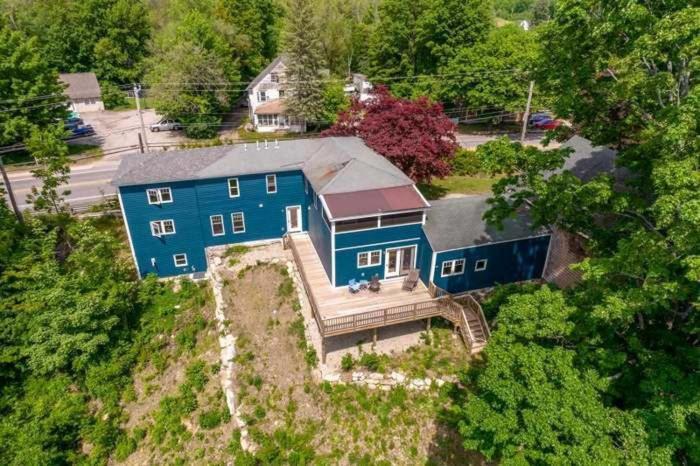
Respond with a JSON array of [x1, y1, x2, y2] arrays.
[[324, 185, 428, 219]]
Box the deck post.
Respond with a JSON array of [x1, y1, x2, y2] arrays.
[[372, 328, 378, 346], [427, 317, 431, 332], [321, 338, 326, 364]]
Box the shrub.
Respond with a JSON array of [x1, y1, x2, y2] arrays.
[[199, 408, 229, 429], [101, 81, 128, 109], [341, 353, 355, 371], [359, 352, 387, 372], [277, 276, 295, 299], [185, 360, 208, 392], [451, 148, 482, 176], [305, 348, 318, 368]]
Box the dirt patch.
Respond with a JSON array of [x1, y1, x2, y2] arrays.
[[222, 262, 481, 465]]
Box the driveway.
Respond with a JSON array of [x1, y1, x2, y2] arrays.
[[79, 109, 188, 157]]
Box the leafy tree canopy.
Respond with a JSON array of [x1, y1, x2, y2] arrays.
[[324, 87, 459, 182]]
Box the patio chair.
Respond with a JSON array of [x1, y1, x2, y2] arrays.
[[368, 274, 381, 293], [402, 268, 420, 292], [348, 279, 362, 294]]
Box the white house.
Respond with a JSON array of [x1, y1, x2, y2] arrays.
[[246, 56, 305, 133], [59, 72, 104, 112], [343, 73, 373, 102]]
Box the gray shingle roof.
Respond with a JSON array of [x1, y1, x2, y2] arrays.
[[423, 196, 548, 252], [246, 56, 286, 91], [111, 137, 414, 195], [551, 135, 619, 182], [58, 72, 102, 100]]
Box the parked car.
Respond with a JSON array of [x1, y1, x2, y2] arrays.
[[69, 124, 95, 137], [534, 119, 563, 130], [150, 119, 182, 132], [528, 112, 552, 125]]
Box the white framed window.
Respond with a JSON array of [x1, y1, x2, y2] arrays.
[[304, 178, 309, 194], [150, 219, 175, 237], [441, 259, 465, 277], [474, 259, 488, 272], [228, 178, 240, 198], [270, 72, 279, 83], [257, 91, 267, 102], [266, 174, 277, 194], [357, 250, 382, 268], [279, 89, 285, 98], [173, 253, 188, 267], [231, 212, 245, 233], [147, 187, 173, 205], [210, 215, 225, 236], [314, 194, 318, 210], [258, 114, 279, 126]]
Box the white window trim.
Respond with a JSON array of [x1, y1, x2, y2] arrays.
[[228, 178, 240, 198], [441, 259, 465, 277], [210, 214, 225, 237], [304, 178, 309, 194], [147, 187, 173, 205], [150, 219, 176, 237], [173, 253, 188, 267], [314, 194, 318, 209], [357, 250, 382, 268], [266, 174, 277, 194], [474, 259, 488, 272], [231, 212, 246, 234]]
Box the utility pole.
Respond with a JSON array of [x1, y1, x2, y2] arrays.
[[134, 84, 150, 153], [520, 80, 535, 143], [0, 156, 23, 223]]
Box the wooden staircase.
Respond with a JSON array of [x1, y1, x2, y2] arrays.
[[430, 285, 491, 355]]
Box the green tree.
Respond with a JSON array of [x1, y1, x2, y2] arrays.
[[146, 10, 241, 138], [437, 24, 540, 112], [283, 0, 326, 130], [320, 81, 349, 124], [0, 27, 67, 146], [25, 125, 71, 214], [456, 3, 700, 463]]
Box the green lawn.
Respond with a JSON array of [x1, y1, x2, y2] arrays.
[[418, 174, 498, 200]]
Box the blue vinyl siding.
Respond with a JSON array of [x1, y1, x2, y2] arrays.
[[195, 171, 307, 247], [417, 231, 434, 285], [431, 235, 551, 294], [119, 170, 307, 278], [306, 185, 333, 282], [333, 223, 425, 286], [119, 181, 207, 277]]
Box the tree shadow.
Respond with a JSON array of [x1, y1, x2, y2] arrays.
[[425, 416, 488, 466], [417, 182, 449, 201]]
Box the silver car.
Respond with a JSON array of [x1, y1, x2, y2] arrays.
[[150, 119, 182, 132]]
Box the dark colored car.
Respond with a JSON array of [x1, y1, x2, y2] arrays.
[[534, 119, 563, 130], [528, 112, 552, 125], [69, 124, 95, 137]]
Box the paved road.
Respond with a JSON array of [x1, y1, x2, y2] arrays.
[[4, 127, 554, 211], [456, 130, 551, 149]]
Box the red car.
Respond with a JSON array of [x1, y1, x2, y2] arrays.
[[533, 118, 563, 130]]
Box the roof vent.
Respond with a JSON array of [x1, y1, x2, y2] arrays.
[[244, 143, 247, 152], [274, 139, 279, 149], [264, 139, 268, 149], [256, 141, 260, 151]]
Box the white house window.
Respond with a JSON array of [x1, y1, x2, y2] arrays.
[[258, 114, 279, 126], [270, 72, 279, 83], [150, 219, 175, 237], [279, 89, 285, 98], [257, 91, 267, 102], [357, 250, 381, 268], [147, 187, 173, 205], [441, 259, 465, 277], [266, 174, 277, 194], [210, 215, 225, 236], [231, 212, 245, 233], [228, 178, 240, 198], [474, 259, 488, 272], [173, 253, 188, 267]]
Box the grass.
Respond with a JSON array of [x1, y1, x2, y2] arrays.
[[3, 143, 102, 168], [417, 174, 498, 200], [108, 97, 153, 111]]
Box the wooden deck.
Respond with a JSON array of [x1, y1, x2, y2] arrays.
[[290, 233, 433, 320]]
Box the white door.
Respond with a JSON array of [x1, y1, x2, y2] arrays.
[[286, 205, 302, 232], [385, 246, 416, 278]]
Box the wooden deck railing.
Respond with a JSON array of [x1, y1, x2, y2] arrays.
[[284, 233, 326, 335]]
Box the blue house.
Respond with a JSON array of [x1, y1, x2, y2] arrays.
[[112, 137, 551, 296]]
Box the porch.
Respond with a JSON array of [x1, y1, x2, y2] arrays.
[[285, 233, 491, 362]]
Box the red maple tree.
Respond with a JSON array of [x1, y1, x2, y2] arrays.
[[323, 86, 458, 183]]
